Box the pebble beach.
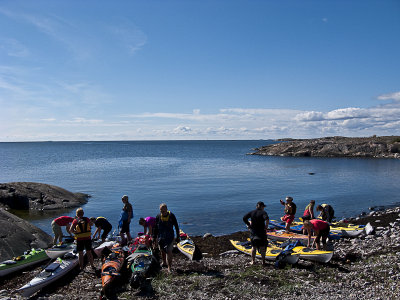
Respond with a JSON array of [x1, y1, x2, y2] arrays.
[[0, 206, 399, 300]]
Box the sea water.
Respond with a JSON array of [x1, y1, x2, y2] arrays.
[[0, 140, 399, 236]]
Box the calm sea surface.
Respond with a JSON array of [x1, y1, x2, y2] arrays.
[[1, 140, 399, 236]]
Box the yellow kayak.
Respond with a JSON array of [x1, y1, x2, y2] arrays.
[[270, 240, 333, 263], [230, 240, 299, 265], [177, 230, 202, 261]]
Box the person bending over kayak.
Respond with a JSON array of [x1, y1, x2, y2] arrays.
[[316, 204, 335, 223], [71, 208, 96, 271], [303, 219, 330, 250], [90, 216, 112, 243], [153, 203, 180, 273], [51, 216, 74, 245], [139, 216, 156, 235], [243, 201, 269, 265], [279, 196, 296, 232]]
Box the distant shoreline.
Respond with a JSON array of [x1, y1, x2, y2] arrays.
[[250, 136, 400, 159]]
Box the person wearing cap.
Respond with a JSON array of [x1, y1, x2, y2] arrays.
[[316, 204, 335, 223], [279, 196, 297, 233], [119, 195, 133, 245], [243, 201, 269, 265]]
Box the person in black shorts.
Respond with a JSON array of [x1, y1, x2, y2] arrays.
[[243, 201, 270, 265], [119, 195, 133, 245], [90, 216, 112, 242]]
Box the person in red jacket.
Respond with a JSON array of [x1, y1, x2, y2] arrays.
[[303, 219, 330, 250], [51, 216, 74, 245]]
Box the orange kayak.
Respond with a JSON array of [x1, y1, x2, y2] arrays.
[[101, 245, 125, 293]]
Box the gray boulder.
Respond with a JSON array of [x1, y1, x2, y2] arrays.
[[0, 182, 89, 210], [0, 209, 52, 261]]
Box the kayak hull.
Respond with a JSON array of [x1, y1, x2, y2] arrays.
[[0, 250, 49, 277], [177, 230, 202, 261], [230, 240, 300, 264]]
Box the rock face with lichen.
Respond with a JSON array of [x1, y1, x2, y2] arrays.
[[0, 182, 89, 210], [250, 136, 400, 159]]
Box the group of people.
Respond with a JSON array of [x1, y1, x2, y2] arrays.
[[51, 195, 181, 273], [243, 197, 336, 265]]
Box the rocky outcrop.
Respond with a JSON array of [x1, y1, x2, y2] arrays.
[[0, 209, 52, 261], [0, 182, 89, 210], [250, 136, 400, 159]]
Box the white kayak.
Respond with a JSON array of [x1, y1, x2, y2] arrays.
[[17, 250, 80, 298], [17, 240, 115, 297], [45, 243, 75, 259]]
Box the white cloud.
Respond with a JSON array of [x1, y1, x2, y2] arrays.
[[377, 91, 400, 101]]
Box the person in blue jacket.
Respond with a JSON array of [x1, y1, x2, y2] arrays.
[[119, 195, 133, 245]]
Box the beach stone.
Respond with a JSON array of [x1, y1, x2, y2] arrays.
[[203, 233, 213, 238], [0, 182, 89, 210]]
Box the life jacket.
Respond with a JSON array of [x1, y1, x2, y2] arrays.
[[303, 204, 313, 217], [160, 211, 171, 222], [74, 217, 91, 239], [291, 202, 297, 215], [285, 203, 296, 215]]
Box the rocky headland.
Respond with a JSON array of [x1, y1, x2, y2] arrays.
[[0, 182, 89, 210], [250, 136, 400, 159], [0, 182, 89, 261]]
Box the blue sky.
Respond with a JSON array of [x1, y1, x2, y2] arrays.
[[0, 0, 399, 141]]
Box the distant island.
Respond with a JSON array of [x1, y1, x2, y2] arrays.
[[250, 136, 400, 159]]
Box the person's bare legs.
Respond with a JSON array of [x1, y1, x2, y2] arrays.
[[251, 247, 256, 265], [166, 249, 173, 273], [87, 250, 95, 268], [259, 246, 266, 265], [78, 251, 84, 270]]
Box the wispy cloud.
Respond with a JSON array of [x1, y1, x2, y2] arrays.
[[108, 20, 147, 55], [0, 38, 30, 57]]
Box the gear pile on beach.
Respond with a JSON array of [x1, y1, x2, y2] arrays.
[[0, 203, 399, 299]]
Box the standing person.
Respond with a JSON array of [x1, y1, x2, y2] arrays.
[[279, 196, 297, 232], [302, 200, 315, 234], [303, 219, 330, 250], [153, 203, 180, 273], [302, 200, 315, 221], [139, 216, 156, 235], [71, 208, 96, 271], [242, 201, 269, 265], [90, 216, 112, 243], [119, 195, 133, 245], [51, 216, 74, 245], [316, 204, 335, 223]]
